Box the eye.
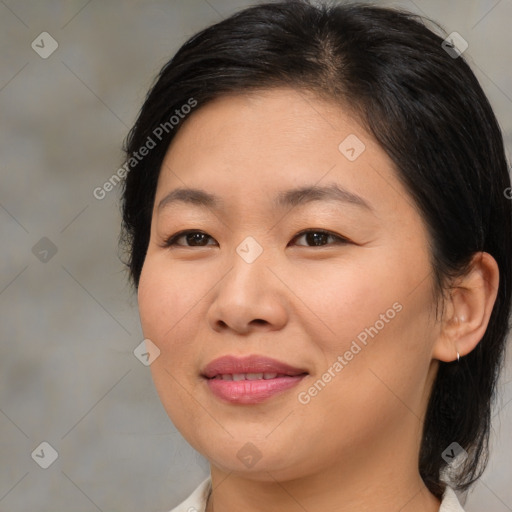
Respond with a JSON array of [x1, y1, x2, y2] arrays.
[[163, 230, 217, 248], [290, 229, 349, 247], [162, 229, 349, 248]]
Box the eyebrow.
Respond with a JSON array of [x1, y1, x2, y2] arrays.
[[157, 183, 374, 213]]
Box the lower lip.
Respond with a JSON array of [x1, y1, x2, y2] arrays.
[[204, 375, 307, 404]]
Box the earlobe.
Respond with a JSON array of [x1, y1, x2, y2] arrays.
[[432, 252, 499, 363]]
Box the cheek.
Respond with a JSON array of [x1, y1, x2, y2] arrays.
[[290, 257, 400, 349], [138, 255, 202, 341], [137, 257, 204, 389], [294, 248, 435, 390], [137, 261, 169, 341], [137, 258, 205, 425], [314, 243, 433, 350]]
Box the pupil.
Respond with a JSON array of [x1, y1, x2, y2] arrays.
[[307, 232, 327, 246], [187, 233, 208, 246]]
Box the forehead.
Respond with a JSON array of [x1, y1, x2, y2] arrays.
[[154, 88, 405, 218]]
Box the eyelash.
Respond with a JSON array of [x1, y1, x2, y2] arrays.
[[162, 229, 349, 248]]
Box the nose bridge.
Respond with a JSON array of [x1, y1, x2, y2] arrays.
[[235, 234, 266, 266], [224, 234, 271, 298]]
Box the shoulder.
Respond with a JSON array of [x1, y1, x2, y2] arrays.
[[440, 485, 466, 512], [167, 476, 211, 512]]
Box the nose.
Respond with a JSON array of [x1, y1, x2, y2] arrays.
[[206, 245, 289, 335]]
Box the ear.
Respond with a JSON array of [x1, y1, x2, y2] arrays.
[[432, 252, 499, 362]]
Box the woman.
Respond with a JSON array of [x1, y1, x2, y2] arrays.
[[119, 1, 512, 511]]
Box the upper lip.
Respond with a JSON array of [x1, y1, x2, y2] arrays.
[[202, 355, 308, 379]]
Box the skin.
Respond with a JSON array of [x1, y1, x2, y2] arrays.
[[137, 87, 499, 512]]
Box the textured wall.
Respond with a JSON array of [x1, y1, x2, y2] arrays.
[[0, 0, 510, 510]]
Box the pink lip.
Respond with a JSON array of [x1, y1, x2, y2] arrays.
[[202, 355, 308, 405], [202, 354, 307, 378]]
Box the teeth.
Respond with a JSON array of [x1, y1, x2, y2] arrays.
[[246, 373, 264, 380], [215, 372, 281, 381]]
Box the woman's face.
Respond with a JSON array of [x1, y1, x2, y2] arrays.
[[137, 88, 441, 481]]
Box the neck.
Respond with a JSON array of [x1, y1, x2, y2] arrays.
[[206, 468, 440, 512]]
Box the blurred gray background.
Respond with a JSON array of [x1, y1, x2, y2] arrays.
[[0, 0, 511, 510]]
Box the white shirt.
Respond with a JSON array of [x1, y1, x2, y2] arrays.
[[168, 476, 466, 512]]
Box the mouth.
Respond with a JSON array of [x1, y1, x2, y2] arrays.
[[201, 354, 309, 404], [201, 354, 308, 378], [207, 372, 304, 381]]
